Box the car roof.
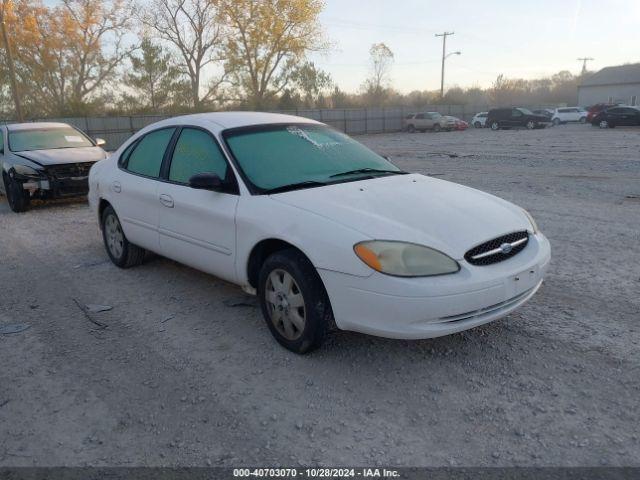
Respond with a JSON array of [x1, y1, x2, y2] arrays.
[[6, 122, 73, 131], [142, 111, 322, 133]]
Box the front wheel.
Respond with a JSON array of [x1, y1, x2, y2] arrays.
[[526, 120, 536, 130], [490, 121, 500, 131], [433, 124, 441, 132], [579, 116, 586, 123], [553, 118, 561, 126], [599, 120, 610, 129], [101, 205, 145, 268], [258, 249, 332, 354], [473, 121, 482, 128], [4, 173, 30, 213], [406, 124, 415, 133]]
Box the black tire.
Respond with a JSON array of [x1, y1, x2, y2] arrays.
[[3, 173, 30, 213], [101, 205, 145, 268], [553, 118, 561, 126], [433, 124, 441, 132], [579, 116, 586, 124], [406, 124, 415, 133], [473, 121, 482, 128], [490, 121, 500, 131], [258, 248, 332, 354], [526, 120, 536, 130]]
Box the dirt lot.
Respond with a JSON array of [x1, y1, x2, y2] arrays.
[[1, 124, 639, 467]]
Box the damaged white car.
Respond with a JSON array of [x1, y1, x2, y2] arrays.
[[1, 122, 107, 212], [88, 112, 551, 353]]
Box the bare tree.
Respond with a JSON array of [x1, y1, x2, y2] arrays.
[[142, 0, 226, 109], [362, 42, 394, 105]]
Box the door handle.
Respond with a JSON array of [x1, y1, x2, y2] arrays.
[[112, 181, 121, 193], [159, 193, 174, 208]]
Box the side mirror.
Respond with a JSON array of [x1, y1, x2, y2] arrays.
[[188, 172, 224, 191], [95, 138, 106, 147]]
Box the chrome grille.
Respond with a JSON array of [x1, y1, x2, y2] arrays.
[[465, 231, 529, 266]]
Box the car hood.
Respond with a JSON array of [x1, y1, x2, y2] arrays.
[[271, 174, 531, 260], [13, 147, 106, 166]]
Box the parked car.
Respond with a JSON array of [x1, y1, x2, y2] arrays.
[[0, 122, 107, 212], [551, 107, 588, 125], [532, 109, 554, 121], [404, 112, 446, 132], [471, 112, 488, 128], [591, 106, 640, 128], [445, 116, 468, 131], [486, 108, 552, 130], [89, 112, 550, 353], [586, 103, 621, 123]]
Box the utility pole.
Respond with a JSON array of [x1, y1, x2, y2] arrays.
[[435, 31, 460, 99], [577, 57, 594, 75], [0, 0, 24, 122]]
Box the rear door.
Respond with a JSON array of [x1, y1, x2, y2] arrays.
[[157, 127, 240, 282], [510, 108, 524, 127], [110, 127, 176, 252], [413, 113, 427, 129]]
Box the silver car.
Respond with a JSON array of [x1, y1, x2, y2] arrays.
[[0, 122, 107, 212]]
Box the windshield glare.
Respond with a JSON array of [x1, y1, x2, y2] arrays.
[[9, 127, 93, 152], [224, 124, 400, 192]]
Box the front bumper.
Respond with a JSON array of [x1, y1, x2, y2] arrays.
[[22, 176, 89, 198], [319, 233, 551, 339]]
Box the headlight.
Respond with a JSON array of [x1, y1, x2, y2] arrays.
[[522, 209, 539, 234], [13, 164, 43, 178], [354, 241, 460, 277]]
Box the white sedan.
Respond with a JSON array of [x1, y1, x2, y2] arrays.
[[88, 112, 551, 354]]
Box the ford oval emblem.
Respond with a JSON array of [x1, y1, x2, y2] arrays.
[[500, 242, 513, 254]]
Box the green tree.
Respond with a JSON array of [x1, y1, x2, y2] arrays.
[[122, 38, 183, 112], [289, 61, 332, 107]]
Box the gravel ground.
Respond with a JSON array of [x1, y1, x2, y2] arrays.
[[0, 124, 639, 467]]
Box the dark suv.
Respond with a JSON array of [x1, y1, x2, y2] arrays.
[[486, 108, 551, 130]]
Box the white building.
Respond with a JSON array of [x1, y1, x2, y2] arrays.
[[578, 63, 640, 107]]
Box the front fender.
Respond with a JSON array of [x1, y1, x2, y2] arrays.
[[234, 196, 374, 285]]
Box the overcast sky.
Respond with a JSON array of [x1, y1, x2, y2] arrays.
[[310, 0, 640, 93]]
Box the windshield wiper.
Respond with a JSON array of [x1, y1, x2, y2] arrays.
[[329, 168, 407, 178], [263, 180, 327, 194]]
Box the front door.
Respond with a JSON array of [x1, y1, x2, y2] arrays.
[[157, 127, 239, 283]]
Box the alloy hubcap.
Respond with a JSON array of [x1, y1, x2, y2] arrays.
[[600, 121, 608, 128], [265, 269, 306, 341], [105, 214, 124, 259]]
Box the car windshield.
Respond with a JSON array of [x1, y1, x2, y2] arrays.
[[9, 127, 93, 152], [224, 124, 401, 193], [518, 108, 534, 115]]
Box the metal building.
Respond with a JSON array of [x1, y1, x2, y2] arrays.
[[578, 63, 640, 107]]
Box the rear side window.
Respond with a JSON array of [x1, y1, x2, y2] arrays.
[[168, 128, 228, 184], [415, 113, 425, 119], [126, 128, 175, 178]]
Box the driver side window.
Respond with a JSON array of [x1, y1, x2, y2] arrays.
[[512, 109, 523, 117], [168, 128, 229, 184]]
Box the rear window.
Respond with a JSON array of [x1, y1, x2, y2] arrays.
[[9, 127, 93, 152], [125, 128, 175, 178]]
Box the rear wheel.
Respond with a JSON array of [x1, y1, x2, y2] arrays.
[[433, 124, 441, 132], [526, 120, 536, 130], [101, 205, 145, 268], [406, 124, 415, 133], [258, 248, 332, 354], [473, 121, 482, 128], [599, 120, 610, 129], [3, 173, 30, 213], [553, 118, 561, 126], [490, 121, 500, 131], [579, 116, 586, 123]]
